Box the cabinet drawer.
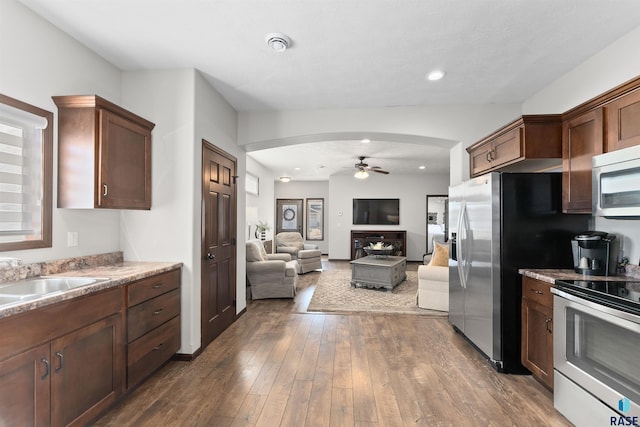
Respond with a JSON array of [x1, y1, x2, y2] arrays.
[[127, 269, 180, 307], [522, 276, 553, 307], [127, 315, 180, 388], [127, 289, 180, 342]]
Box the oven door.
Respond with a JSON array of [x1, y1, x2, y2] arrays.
[[554, 289, 640, 418]]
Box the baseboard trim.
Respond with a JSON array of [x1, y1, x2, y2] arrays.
[[174, 347, 203, 362]]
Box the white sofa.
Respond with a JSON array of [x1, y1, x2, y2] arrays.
[[417, 241, 449, 311]]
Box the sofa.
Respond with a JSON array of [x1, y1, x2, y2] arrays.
[[275, 232, 322, 274], [417, 241, 449, 311], [246, 239, 298, 300]]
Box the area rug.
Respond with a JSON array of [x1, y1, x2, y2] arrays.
[[307, 269, 448, 316]]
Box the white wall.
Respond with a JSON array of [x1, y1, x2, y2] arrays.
[[0, 0, 121, 263], [246, 157, 276, 242], [328, 173, 449, 261], [274, 180, 330, 254], [120, 69, 197, 353], [523, 25, 640, 265]]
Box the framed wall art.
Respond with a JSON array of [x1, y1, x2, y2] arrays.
[[276, 199, 304, 235], [306, 198, 324, 240]]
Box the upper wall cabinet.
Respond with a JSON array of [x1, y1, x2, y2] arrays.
[[466, 115, 562, 177], [561, 109, 604, 213], [53, 95, 155, 210], [605, 88, 640, 151]]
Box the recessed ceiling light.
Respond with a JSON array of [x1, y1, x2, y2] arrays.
[[265, 33, 291, 52], [361, 139, 371, 144], [419, 165, 426, 170], [426, 70, 446, 81], [294, 167, 300, 171]]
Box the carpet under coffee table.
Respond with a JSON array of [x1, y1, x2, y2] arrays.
[[350, 255, 407, 291]]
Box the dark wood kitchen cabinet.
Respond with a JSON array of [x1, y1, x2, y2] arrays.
[[0, 287, 125, 427], [53, 95, 155, 210], [467, 115, 562, 177], [126, 269, 181, 389], [0, 343, 50, 426], [521, 276, 554, 390], [605, 88, 640, 151], [561, 108, 604, 213]]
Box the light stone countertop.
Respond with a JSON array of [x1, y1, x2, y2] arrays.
[[519, 264, 640, 285], [0, 255, 182, 320]]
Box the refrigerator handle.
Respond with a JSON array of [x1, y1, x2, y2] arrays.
[[456, 200, 467, 289]]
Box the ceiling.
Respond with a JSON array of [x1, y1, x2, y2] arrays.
[[18, 0, 640, 180]]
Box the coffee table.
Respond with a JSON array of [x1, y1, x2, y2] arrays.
[[350, 255, 407, 291]]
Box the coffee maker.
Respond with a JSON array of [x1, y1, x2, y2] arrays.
[[571, 231, 619, 276]]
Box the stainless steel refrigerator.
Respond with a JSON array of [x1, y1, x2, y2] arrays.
[[448, 172, 590, 373]]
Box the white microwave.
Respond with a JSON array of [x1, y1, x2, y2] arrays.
[[592, 144, 640, 217]]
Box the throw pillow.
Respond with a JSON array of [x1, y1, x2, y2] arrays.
[[430, 241, 449, 267]]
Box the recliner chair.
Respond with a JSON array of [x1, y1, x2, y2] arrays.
[[275, 232, 322, 274], [246, 239, 298, 299]]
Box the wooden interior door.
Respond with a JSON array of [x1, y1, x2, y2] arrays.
[[201, 141, 237, 349]]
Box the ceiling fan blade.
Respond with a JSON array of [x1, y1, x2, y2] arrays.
[[371, 169, 389, 174]]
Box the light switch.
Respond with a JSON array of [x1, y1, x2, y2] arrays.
[[67, 231, 78, 247]]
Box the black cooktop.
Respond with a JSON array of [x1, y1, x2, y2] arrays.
[[555, 279, 640, 315]]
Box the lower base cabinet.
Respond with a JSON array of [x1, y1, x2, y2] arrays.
[[0, 288, 125, 427], [0, 268, 181, 426], [521, 276, 554, 390]]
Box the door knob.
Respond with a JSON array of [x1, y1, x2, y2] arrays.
[[207, 253, 215, 260]]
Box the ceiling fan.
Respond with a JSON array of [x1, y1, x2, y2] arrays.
[[353, 156, 389, 179]]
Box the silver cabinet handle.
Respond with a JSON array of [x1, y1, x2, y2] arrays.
[[55, 351, 63, 372], [41, 357, 50, 379], [103, 184, 108, 196]]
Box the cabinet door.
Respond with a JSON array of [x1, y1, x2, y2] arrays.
[[521, 298, 553, 389], [490, 127, 522, 168], [562, 109, 604, 213], [469, 142, 493, 176], [606, 89, 640, 151], [0, 344, 50, 426], [50, 314, 124, 427], [98, 110, 151, 209]]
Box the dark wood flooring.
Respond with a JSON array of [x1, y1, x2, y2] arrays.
[[93, 258, 571, 426]]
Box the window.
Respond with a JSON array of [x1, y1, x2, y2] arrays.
[[0, 94, 52, 251]]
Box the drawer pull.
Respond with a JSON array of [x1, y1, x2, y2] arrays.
[[531, 289, 544, 294], [153, 342, 165, 351], [152, 283, 165, 289], [152, 308, 164, 315], [545, 318, 553, 333]]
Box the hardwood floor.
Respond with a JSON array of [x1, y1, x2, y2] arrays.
[[93, 258, 571, 426]]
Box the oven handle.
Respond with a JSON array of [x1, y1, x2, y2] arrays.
[[552, 287, 640, 325]]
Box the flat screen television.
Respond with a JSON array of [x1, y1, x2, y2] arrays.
[[353, 199, 400, 225]]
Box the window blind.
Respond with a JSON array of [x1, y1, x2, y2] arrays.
[[0, 104, 45, 242]]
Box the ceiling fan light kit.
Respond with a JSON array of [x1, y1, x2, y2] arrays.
[[352, 156, 389, 179], [354, 169, 369, 179]]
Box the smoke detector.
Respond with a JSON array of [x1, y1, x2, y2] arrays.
[[265, 33, 291, 52]]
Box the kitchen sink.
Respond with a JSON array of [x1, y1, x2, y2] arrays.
[[0, 277, 110, 305]]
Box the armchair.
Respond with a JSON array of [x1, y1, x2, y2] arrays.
[[246, 239, 298, 300], [275, 232, 322, 274]]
